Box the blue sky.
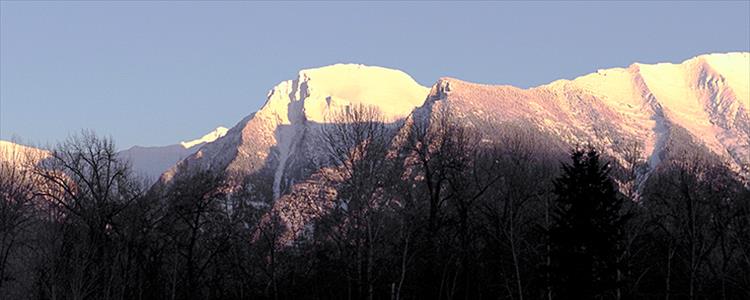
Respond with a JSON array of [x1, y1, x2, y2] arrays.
[[1, 1, 748, 149]]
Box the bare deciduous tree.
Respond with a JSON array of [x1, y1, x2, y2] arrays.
[[30, 131, 143, 300], [0, 146, 44, 295], [319, 104, 394, 300]]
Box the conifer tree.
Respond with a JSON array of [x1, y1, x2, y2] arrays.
[[549, 146, 627, 299]]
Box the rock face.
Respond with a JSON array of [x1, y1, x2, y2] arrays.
[[160, 64, 430, 199]]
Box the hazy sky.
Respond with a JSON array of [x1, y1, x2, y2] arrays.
[[1, 1, 749, 149]]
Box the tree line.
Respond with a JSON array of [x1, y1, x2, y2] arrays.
[[1, 105, 749, 300]]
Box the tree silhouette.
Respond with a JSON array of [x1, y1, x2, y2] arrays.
[[549, 146, 627, 299]]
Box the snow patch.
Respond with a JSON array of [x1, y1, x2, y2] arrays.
[[180, 126, 229, 149]]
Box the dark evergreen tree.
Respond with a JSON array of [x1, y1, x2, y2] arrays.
[[549, 146, 627, 299]]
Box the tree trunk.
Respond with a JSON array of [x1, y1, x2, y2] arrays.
[[545, 196, 552, 300], [509, 224, 524, 300], [396, 232, 409, 300], [367, 221, 374, 300], [665, 247, 674, 300]]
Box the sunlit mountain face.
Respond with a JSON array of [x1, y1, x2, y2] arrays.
[[155, 52, 749, 195]]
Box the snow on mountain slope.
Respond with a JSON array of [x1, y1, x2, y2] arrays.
[[419, 52, 749, 175], [180, 127, 229, 148], [119, 127, 228, 183], [0, 127, 228, 184], [0, 140, 48, 165], [160, 64, 430, 198]]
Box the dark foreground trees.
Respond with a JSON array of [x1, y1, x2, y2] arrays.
[[642, 147, 750, 300], [29, 132, 143, 300], [0, 115, 748, 299], [548, 147, 627, 299], [0, 147, 43, 298]]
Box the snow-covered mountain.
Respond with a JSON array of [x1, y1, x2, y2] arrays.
[[418, 52, 749, 175], [5, 53, 748, 203], [159, 64, 430, 199], [1, 127, 228, 184], [118, 127, 228, 183], [163, 53, 748, 197], [155, 53, 749, 241], [3, 53, 747, 242]]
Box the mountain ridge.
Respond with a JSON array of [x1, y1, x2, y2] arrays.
[[0, 126, 229, 184], [118, 126, 229, 183], [253, 52, 749, 241], [421, 52, 748, 174], [3, 52, 747, 191]]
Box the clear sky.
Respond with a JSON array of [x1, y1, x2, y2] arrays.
[[1, 1, 749, 150]]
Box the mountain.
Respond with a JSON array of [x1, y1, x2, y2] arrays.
[[418, 52, 749, 176], [160, 53, 745, 242], [1, 127, 228, 184], [3, 53, 747, 243], [6, 53, 748, 195], [118, 127, 228, 183], [159, 64, 430, 199], [163, 53, 748, 196]]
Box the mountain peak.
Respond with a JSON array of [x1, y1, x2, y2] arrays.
[[258, 63, 430, 124], [160, 63, 431, 196]]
